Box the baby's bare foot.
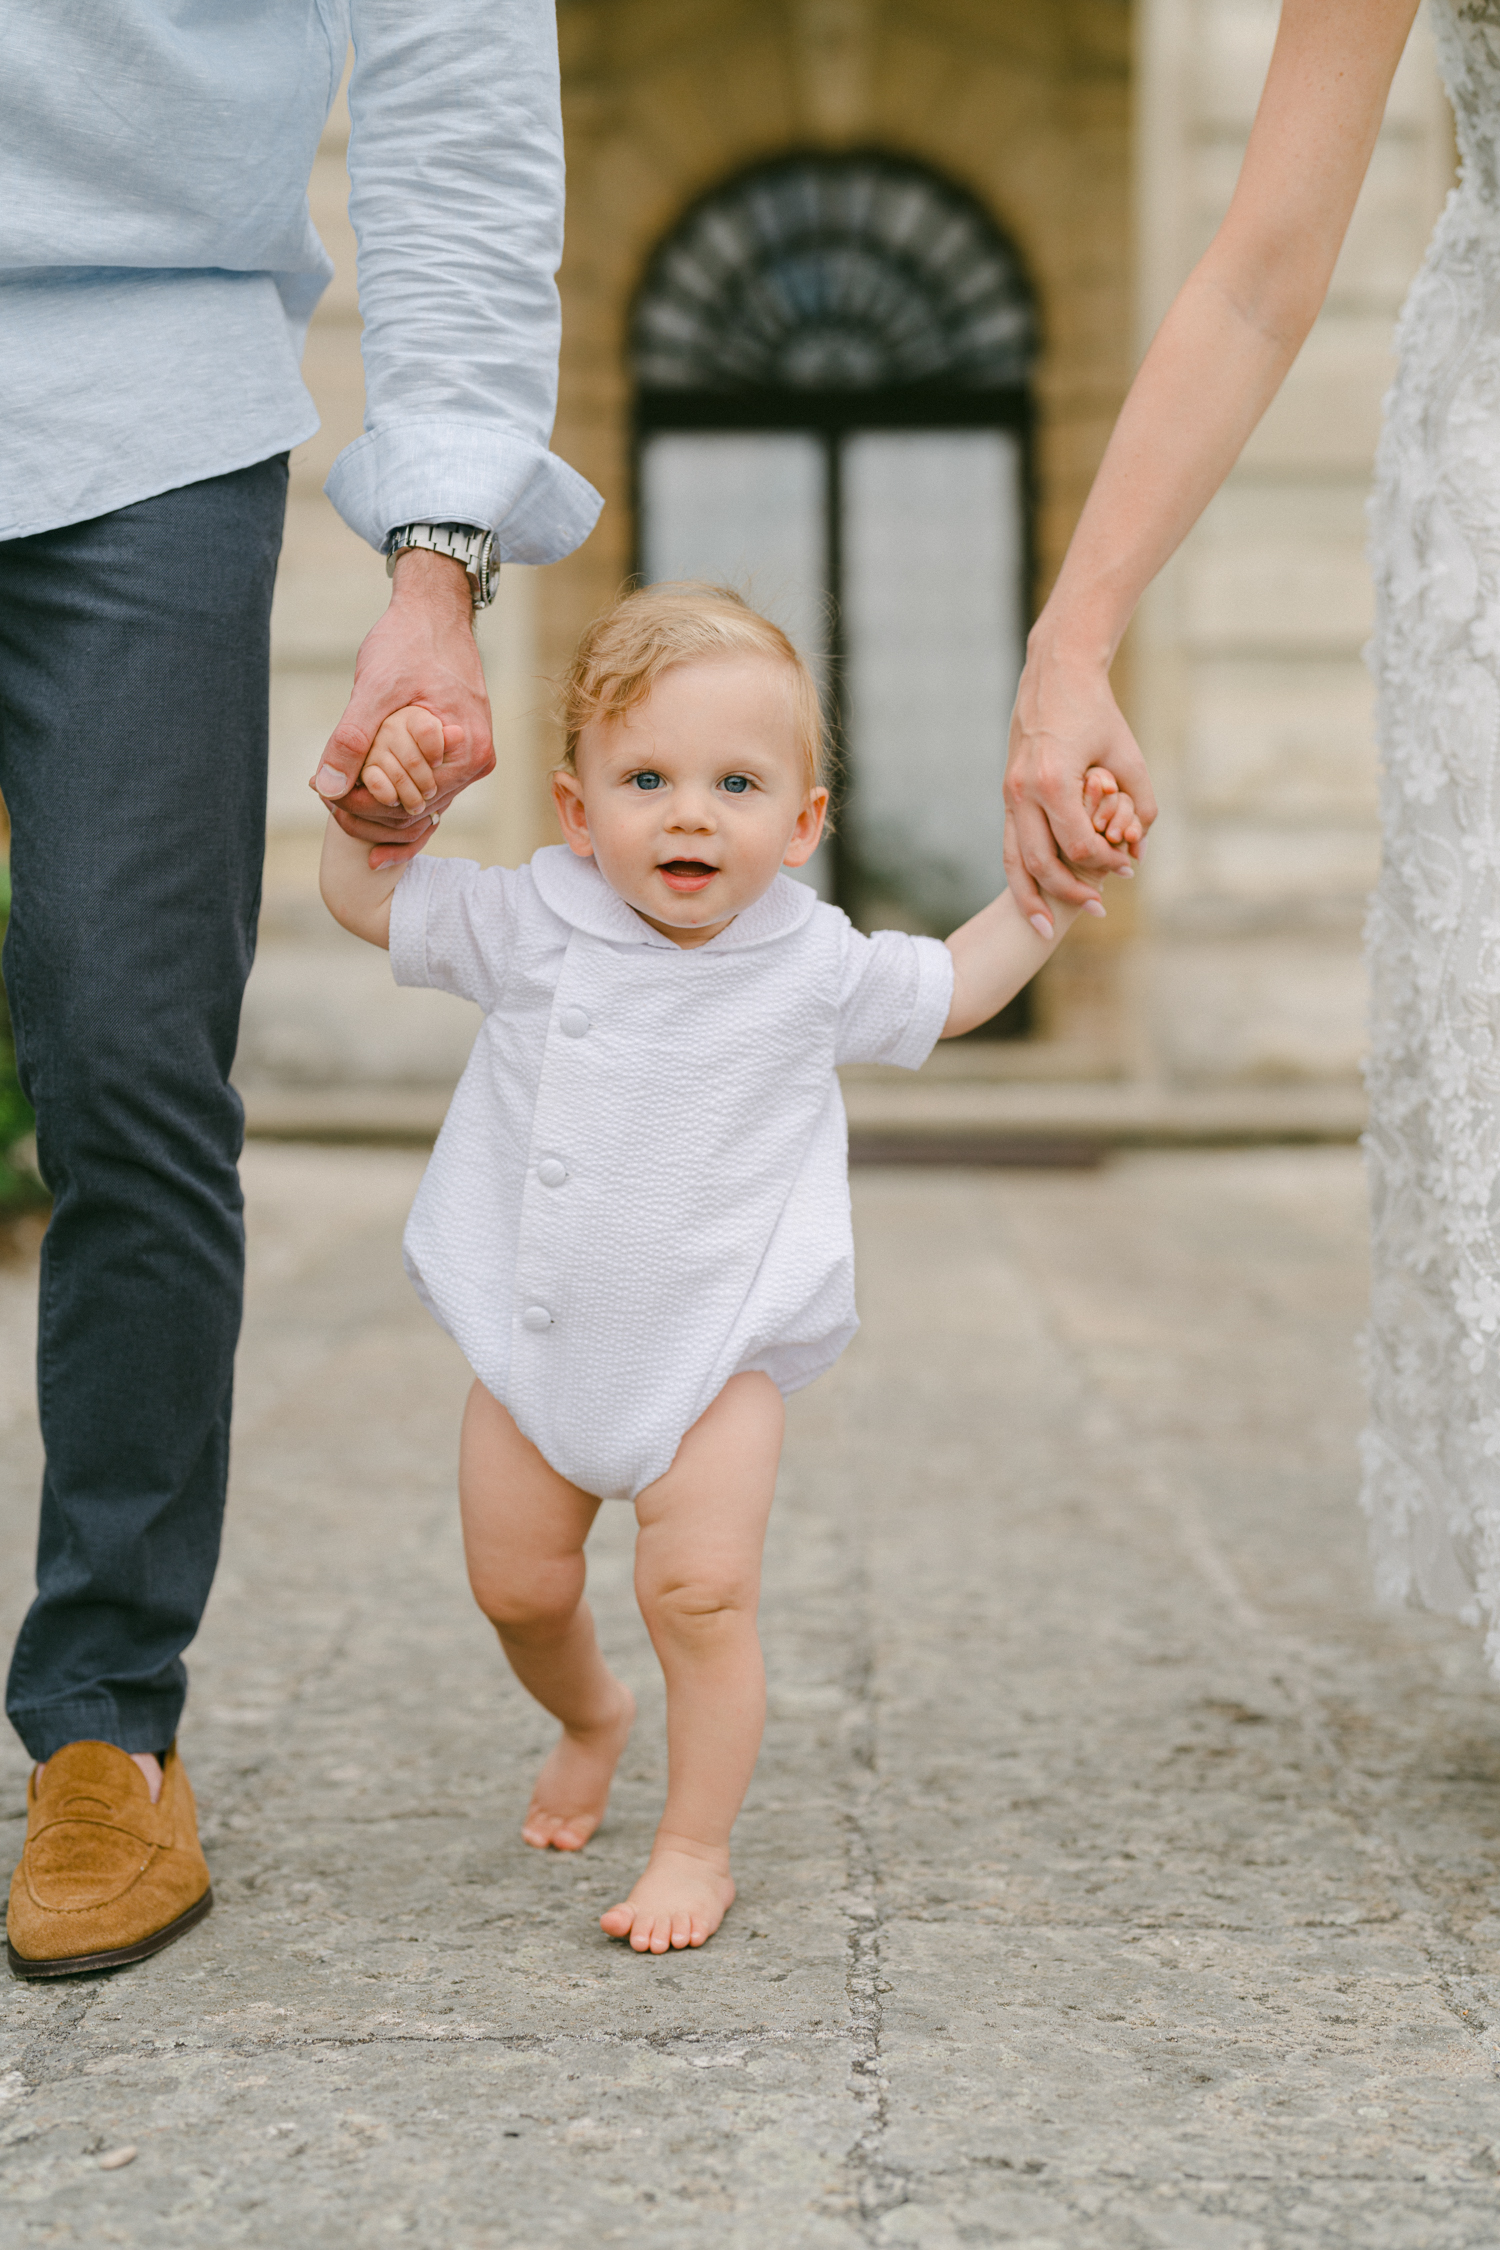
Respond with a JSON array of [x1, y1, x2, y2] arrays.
[[599, 1844, 736, 1952], [522, 1684, 635, 1852]]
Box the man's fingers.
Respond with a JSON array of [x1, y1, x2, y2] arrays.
[[313, 715, 376, 801], [327, 798, 437, 847], [368, 835, 434, 872], [330, 785, 411, 829]]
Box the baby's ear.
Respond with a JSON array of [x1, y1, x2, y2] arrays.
[[550, 768, 595, 858]]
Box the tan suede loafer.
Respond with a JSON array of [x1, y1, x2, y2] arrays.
[[7, 1741, 212, 1978]]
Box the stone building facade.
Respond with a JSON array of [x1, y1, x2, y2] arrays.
[[234, 0, 1453, 1122]]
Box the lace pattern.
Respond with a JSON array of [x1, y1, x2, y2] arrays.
[[1362, 0, 1500, 1663]]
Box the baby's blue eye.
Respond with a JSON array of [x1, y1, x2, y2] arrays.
[[721, 774, 750, 794], [632, 771, 663, 790]]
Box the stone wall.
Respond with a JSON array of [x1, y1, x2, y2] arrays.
[[1130, 0, 1452, 1084], [236, 2, 1453, 1112]]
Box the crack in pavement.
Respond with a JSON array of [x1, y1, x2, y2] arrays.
[[841, 1539, 903, 2239]]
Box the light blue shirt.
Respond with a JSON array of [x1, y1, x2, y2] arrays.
[[0, 0, 602, 559]]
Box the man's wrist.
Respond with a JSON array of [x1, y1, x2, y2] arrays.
[[385, 521, 497, 610], [387, 546, 474, 622]]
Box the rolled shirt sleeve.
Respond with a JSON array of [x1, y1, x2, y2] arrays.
[[326, 0, 602, 562]]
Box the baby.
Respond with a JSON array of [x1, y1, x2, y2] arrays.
[[320, 584, 1140, 1954]]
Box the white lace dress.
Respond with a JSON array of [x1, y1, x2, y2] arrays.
[[1363, 0, 1500, 1664]]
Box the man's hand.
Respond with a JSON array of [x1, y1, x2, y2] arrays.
[[1003, 631, 1157, 936], [312, 548, 496, 871]]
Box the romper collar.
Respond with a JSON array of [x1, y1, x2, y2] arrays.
[[528, 844, 820, 952]]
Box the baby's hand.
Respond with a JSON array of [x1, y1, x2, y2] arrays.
[[360, 705, 446, 816], [1083, 765, 1144, 859]]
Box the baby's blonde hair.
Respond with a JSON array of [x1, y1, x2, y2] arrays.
[[558, 582, 829, 793]]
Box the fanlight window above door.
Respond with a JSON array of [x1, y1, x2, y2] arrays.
[[633, 156, 1036, 987], [633, 155, 1037, 400]]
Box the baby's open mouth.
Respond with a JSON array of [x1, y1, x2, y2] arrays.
[[658, 859, 719, 890]]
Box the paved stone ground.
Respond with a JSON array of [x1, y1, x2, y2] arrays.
[[3, 1145, 1500, 2247]]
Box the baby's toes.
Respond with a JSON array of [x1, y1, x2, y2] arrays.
[[599, 1901, 635, 1937]]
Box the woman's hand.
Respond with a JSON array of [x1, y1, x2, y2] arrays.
[[1004, 636, 1155, 933], [999, 0, 1420, 932]]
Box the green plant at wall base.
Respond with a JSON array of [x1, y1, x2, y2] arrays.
[[0, 861, 46, 1215]]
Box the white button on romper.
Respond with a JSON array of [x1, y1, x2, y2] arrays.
[[390, 846, 954, 1501]]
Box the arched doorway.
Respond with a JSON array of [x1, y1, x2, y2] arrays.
[[631, 152, 1037, 952]]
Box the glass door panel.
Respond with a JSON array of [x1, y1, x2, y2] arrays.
[[639, 433, 827, 671], [638, 431, 833, 893], [840, 429, 1022, 933]]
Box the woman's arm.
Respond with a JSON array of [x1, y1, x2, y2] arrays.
[[1005, 0, 1423, 929]]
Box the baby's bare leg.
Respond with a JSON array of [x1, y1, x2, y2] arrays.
[[459, 1382, 635, 1851], [600, 1372, 783, 1953]]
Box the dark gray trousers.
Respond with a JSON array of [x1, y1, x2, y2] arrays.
[[0, 457, 287, 1760]]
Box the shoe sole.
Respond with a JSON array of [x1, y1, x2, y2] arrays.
[[6, 1885, 213, 1980]]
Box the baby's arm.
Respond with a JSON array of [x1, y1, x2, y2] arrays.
[[943, 889, 1085, 1037], [943, 767, 1139, 1037], [321, 705, 449, 945], [320, 818, 407, 949]]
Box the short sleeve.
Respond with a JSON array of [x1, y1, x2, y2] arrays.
[[834, 927, 954, 1069], [388, 855, 521, 1012]]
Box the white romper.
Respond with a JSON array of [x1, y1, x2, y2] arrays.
[[390, 845, 954, 1500]]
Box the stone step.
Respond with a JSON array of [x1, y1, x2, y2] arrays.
[[236, 1071, 1367, 1158]]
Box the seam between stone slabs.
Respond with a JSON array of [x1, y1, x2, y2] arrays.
[[840, 1532, 905, 2238], [112, 2027, 846, 2057]]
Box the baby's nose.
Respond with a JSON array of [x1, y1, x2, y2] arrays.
[[670, 796, 716, 829]]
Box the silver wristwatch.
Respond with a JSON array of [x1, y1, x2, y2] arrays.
[[385, 521, 498, 611]]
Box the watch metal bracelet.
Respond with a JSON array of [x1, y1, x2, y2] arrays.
[[385, 521, 498, 611]]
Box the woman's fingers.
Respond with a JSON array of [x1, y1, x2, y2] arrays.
[[1001, 814, 1051, 930], [1004, 797, 1105, 920], [1004, 651, 1156, 931]]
